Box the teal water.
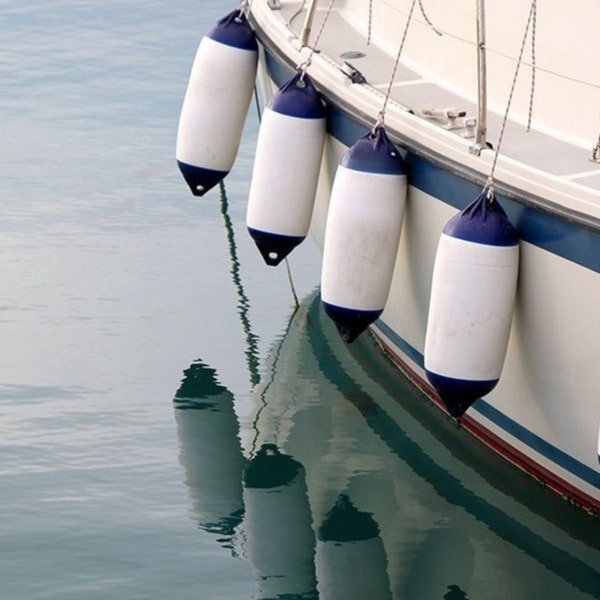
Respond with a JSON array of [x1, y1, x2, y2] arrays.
[[1, 2, 599, 598]]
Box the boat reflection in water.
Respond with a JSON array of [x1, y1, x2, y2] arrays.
[[173, 291, 600, 599]]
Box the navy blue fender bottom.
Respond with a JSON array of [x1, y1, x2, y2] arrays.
[[247, 227, 305, 266], [177, 161, 228, 197], [322, 302, 382, 344], [425, 370, 498, 419]]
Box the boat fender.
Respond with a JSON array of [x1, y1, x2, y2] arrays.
[[321, 126, 407, 343], [424, 189, 519, 418], [176, 10, 258, 196], [246, 71, 326, 266]]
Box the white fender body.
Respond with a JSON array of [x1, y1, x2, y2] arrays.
[[424, 192, 520, 418], [176, 10, 257, 196], [321, 127, 407, 342], [246, 72, 326, 266]]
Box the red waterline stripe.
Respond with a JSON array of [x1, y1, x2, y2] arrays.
[[374, 334, 600, 517]]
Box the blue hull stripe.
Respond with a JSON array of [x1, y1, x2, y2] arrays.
[[374, 319, 600, 490]]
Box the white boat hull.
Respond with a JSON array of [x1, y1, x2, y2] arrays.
[[248, 0, 600, 515]]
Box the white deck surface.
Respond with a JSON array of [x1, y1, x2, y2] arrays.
[[277, 4, 600, 193]]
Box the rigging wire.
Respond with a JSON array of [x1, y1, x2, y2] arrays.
[[417, 0, 442, 37]]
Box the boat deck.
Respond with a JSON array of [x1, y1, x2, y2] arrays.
[[274, 3, 600, 195]]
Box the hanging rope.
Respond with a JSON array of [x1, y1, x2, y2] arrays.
[[367, 0, 373, 46], [417, 0, 442, 37], [287, 0, 307, 28], [591, 134, 600, 163], [526, 0, 537, 132], [219, 181, 261, 387], [367, 0, 438, 48], [253, 84, 262, 124], [285, 258, 299, 309], [239, 0, 250, 18], [373, 0, 418, 131], [486, 0, 537, 197], [298, 0, 336, 79]]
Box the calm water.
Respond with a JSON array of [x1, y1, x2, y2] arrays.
[[1, 2, 599, 598]]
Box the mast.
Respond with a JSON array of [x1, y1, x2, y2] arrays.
[[473, 0, 487, 153]]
